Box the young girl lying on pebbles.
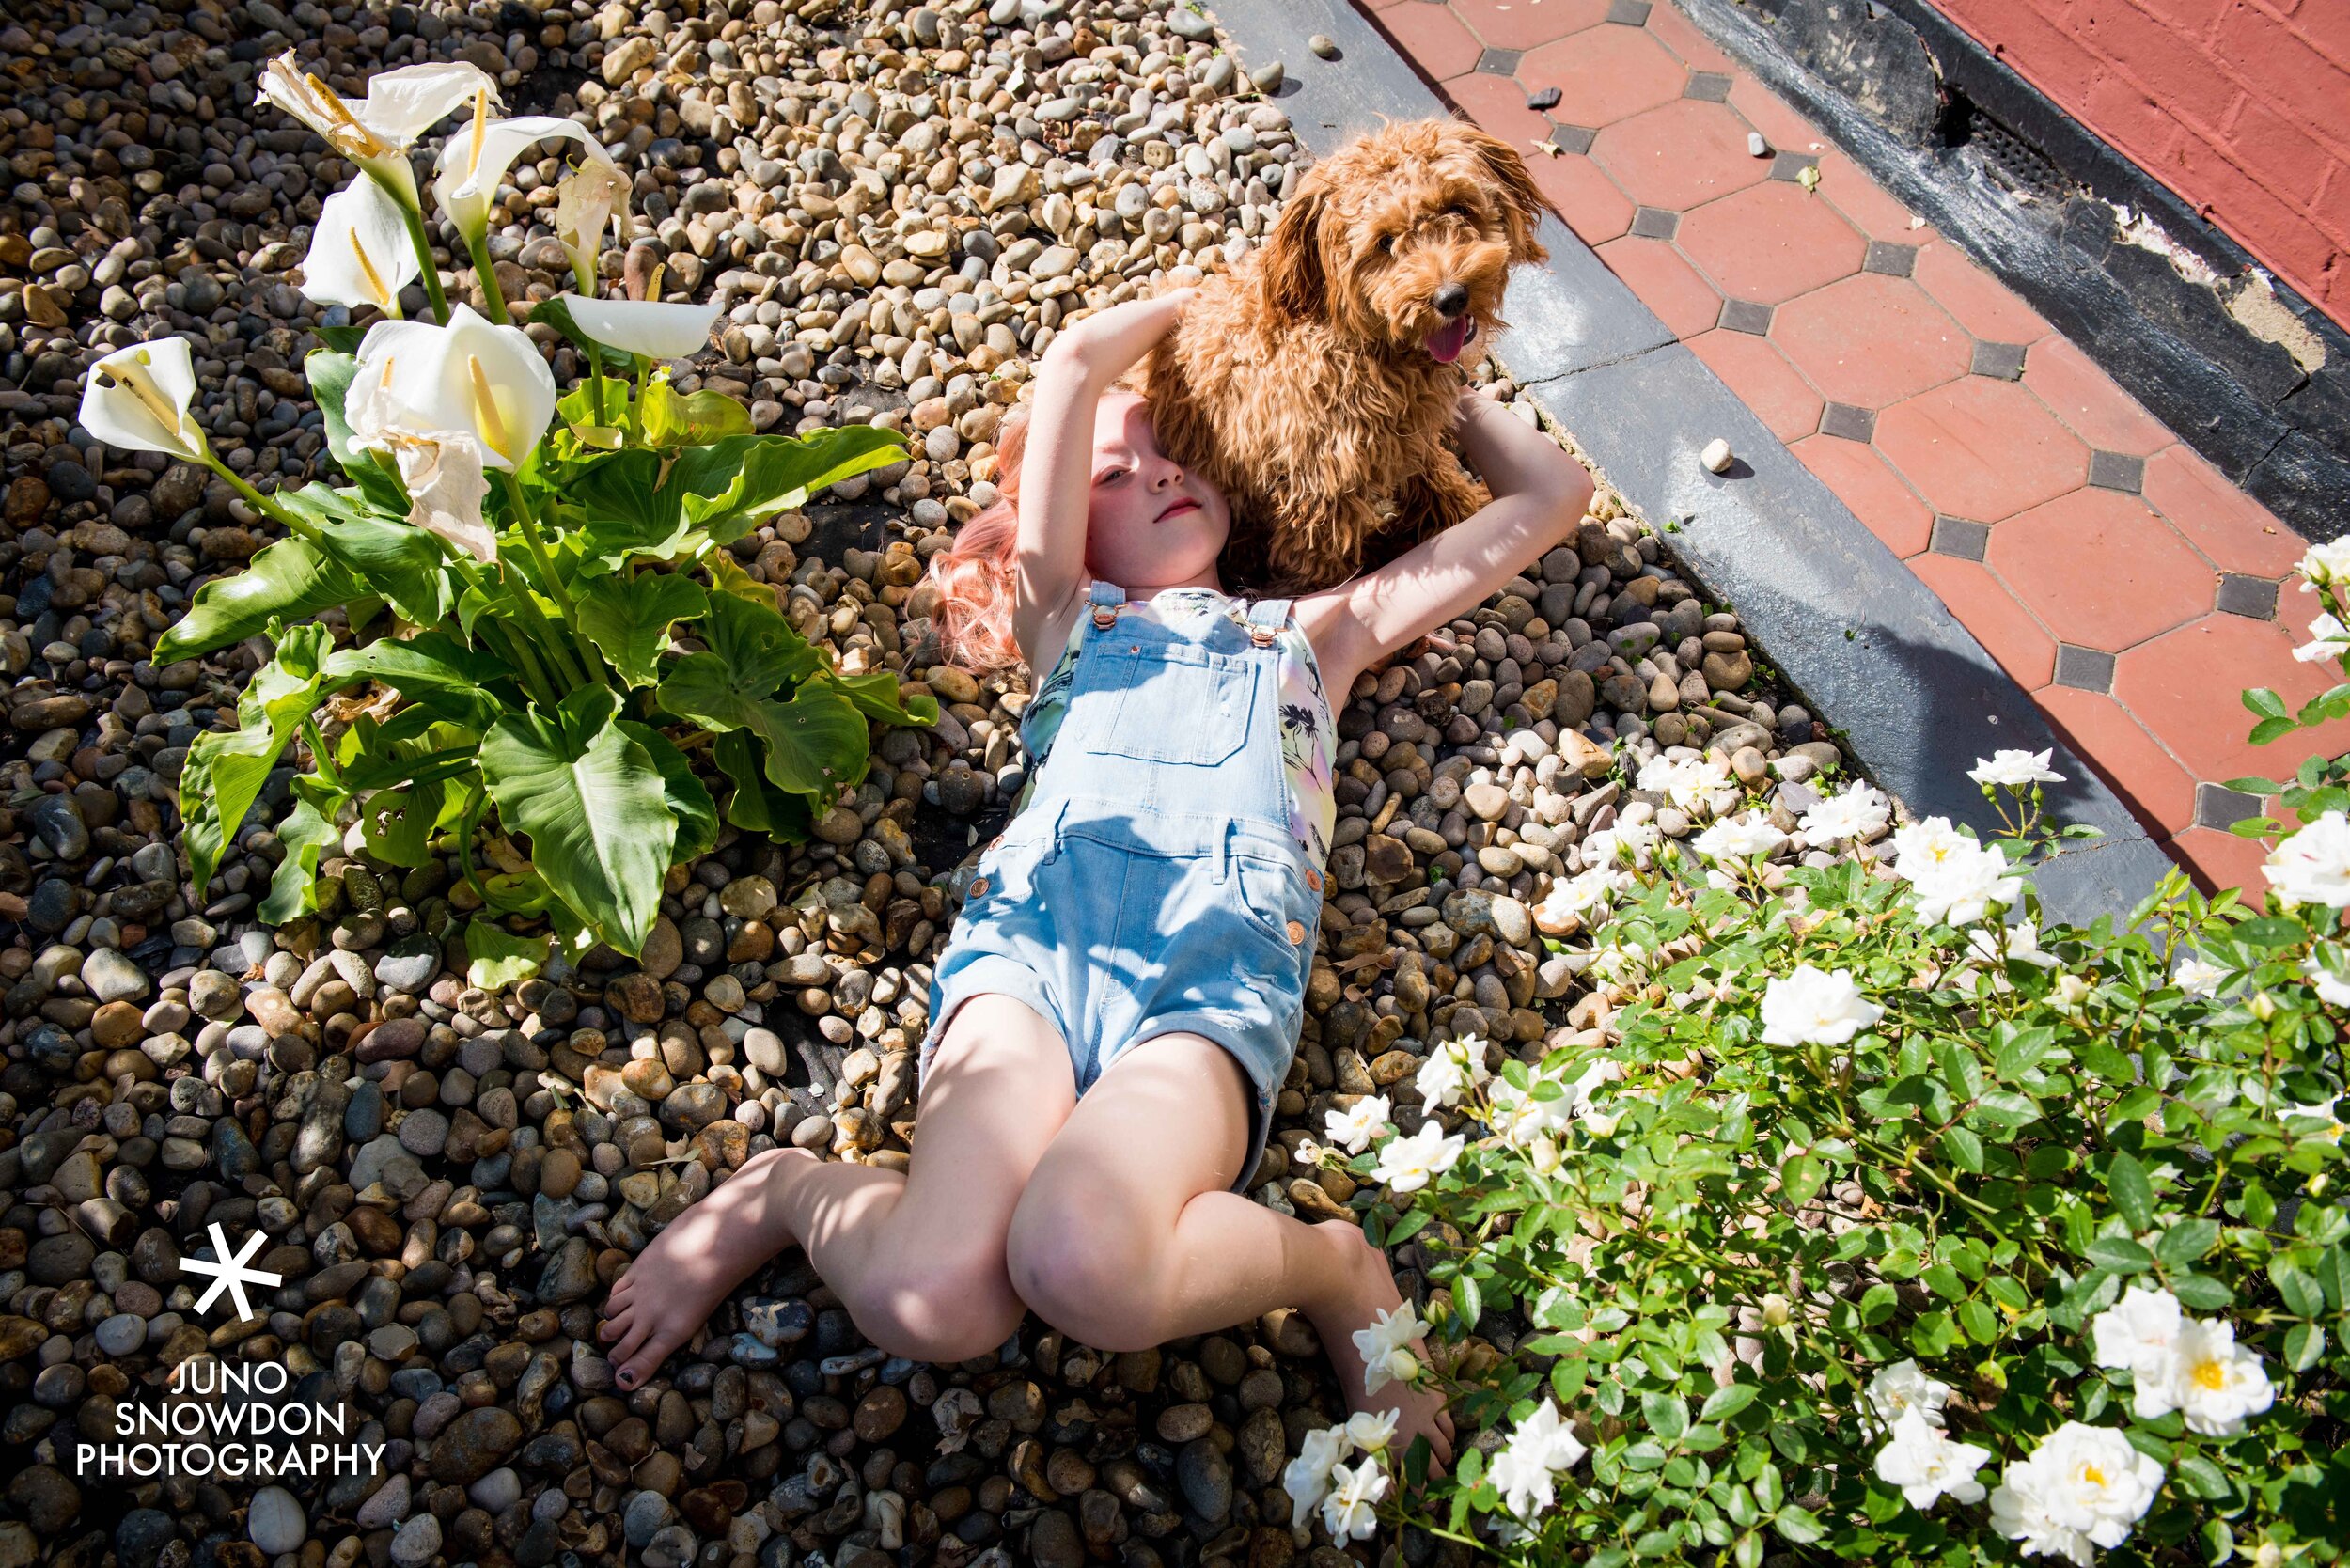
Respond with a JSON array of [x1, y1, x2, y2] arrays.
[[600, 288, 1591, 1466]]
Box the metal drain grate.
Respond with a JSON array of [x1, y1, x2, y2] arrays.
[[1966, 108, 2072, 202]]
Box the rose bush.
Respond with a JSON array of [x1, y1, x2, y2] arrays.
[[1279, 556, 2350, 1564], [86, 55, 931, 963]]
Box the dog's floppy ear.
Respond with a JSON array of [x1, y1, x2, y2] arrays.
[[1260, 179, 1329, 320], [1451, 121, 1550, 265]]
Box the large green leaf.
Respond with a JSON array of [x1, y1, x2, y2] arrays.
[[154, 537, 370, 665], [280, 483, 454, 628], [360, 778, 447, 868], [714, 729, 812, 839], [619, 720, 719, 863], [256, 774, 347, 924], [464, 920, 550, 990], [641, 380, 755, 447], [568, 448, 697, 572], [478, 685, 676, 956], [667, 427, 909, 544], [755, 685, 871, 796], [578, 573, 710, 688], [181, 621, 337, 897], [324, 630, 506, 726], [819, 668, 940, 729]]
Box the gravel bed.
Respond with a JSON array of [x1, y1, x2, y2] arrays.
[[0, 2, 1840, 1565]]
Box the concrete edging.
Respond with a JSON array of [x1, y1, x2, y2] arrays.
[[1194, 0, 2179, 927]]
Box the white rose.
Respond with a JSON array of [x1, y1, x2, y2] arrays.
[[2135, 1316, 2273, 1436], [2300, 538, 2350, 586], [1890, 815, 1970, 878], [2285, 1096, 2345, 1144], [1343, 1409, 1400, 1453], [1759, 964, 1884, 1047], [1535, 866, 1630, 933], [1323, 1095, 1393, 1155], [2172, 956, 2228, 998], [1280, 1424, 1350, 1529], [1319, 1458, 1388, 1543], [1988, 1422, 2162, 1563], [1352, 1303, 1428, 1397], [1693, 811, 1789, 862], [1968, 749, 2064, 788], [1489, 1400, 1587, 1519], [1865, 1359, 1952, 1428], [1873, 1409, 1989, 1511], [2294, 612, 2350, 662], [1906, 839, 2023, 927], [1798, 783, 1891, 843], [1370, 1120, 1466, 1194], [2090, 1284, 2181, 1375], [2265, 812, 2350, 907], [1414, 1037, 1491, 1110], [2304, 949, 2350, 1006]]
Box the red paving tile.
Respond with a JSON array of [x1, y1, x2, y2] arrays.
[[1989, 489, 2214, 651], [1590, 101, 1777, 212], [1726, 74, 1823, 156], [2170, 826, 2272, 902], [1522, 25, 1691, 129], [1813, 149, 1928, 243], [1643, 0, 1738, 70], [1908, 554, 2060, 689], [1771, 273, 1970, 408], [1597, 234, 1725, 337], [1689, 329, 1825, 444], [1375, 1, 1486, 80], [1451, 0, 1609, 51], [1676, 179, 1867, 302], [2036, 684, 2201, 837], [1911, 236, 2053, 343], [1440, 69, 1559, 145], [2022, 335, 2175, 455], [1526, 150, 1635, 243], [2140, 444, 2306, 577], [2112, 615, 2350, 785], [1792, 434, 1934, 557], [1874, 377, 2091, 522]]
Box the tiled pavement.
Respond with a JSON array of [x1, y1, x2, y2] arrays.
[[1358, 0, 2344, 894]]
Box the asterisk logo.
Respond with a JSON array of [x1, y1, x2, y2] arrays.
[[180, 1223, 284, 1323]]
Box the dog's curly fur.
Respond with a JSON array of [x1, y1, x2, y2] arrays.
[[1143, 118, 1549, 595]]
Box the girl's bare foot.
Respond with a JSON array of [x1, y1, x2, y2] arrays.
[[598, 1146, 818, 1390], [1305, 1220, 1456, 1472]]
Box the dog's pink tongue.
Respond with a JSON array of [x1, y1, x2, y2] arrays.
[[1427, 316, 1470, 363]]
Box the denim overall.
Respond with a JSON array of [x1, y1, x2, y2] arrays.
[[924, 581, 1326, 1192]]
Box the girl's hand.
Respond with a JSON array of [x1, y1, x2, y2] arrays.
[[1045, 288, 1196, 385]]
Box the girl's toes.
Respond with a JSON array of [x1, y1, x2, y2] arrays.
[[597, 1307, 632, 1341], [616, 1333, 677, 1393]]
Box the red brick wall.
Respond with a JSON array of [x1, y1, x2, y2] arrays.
[[1927, 0, 2349, 328]]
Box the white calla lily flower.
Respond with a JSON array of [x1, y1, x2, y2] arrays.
[[81, 338, 209, 462], [434, 96, 616, 243], [258, 55, 499, 201], [347, 304, 556, 472], [556, 158, 630, 290], [301, 178, 419, 315], [560, 296, 721, 361], [372, 427, 499, 563]]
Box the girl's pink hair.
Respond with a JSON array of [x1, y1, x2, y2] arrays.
[[926, 403, 1032, 675], [926, 372, 1137, 675]]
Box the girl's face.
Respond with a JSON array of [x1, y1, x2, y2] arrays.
[[1083, 392, 1230, 590]]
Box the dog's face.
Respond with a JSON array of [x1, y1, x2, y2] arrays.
[[1260, 118, 1550, 362]]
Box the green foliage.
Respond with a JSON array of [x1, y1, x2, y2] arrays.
[[1329, 586, 2350, 1565], [169, 337, 928, 956]]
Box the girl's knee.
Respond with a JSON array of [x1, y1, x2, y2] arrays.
[[858, 1248, 1025, 1365], [1003, 1187, 1167, 1352]]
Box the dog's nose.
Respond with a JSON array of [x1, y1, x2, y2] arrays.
[[1433, 282, 1470, 319]]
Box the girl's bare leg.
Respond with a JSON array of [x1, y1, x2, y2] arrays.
[[1002, 1035, 1456, 1466], [601, 995, 1077, 1388]]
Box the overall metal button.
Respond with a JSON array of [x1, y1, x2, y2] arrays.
[[1285, 920, 1307, 945]]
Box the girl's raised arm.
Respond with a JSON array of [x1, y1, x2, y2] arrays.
[[1011, 289, 1195, 664], [1297, 392, 1595, 697]]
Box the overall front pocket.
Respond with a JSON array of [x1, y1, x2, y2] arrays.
[[1079, 643, 1259, 767]]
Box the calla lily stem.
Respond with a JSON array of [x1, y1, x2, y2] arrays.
[[571, 261, 611, 427], [627, 355, 650, 446], [446, 556, 564, 708], [494, 469, 606, 686], [384, 181, 451, 325], [464, 228, 509, 323], [300, 716, 344, 790], [207, 458, 321, 546]]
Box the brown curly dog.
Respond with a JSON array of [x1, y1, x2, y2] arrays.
[[1143, 117, 1549, 595]]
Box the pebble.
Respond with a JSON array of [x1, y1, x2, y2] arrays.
[[246, 1487, 306, 1556], [1701, 438, 1736, 473]]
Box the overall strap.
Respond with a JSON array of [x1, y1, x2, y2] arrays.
[[1243, 595, 1292, 648], [1085, 579, 1127, 634]]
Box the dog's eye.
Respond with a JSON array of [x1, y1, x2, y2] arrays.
[[1376, 234, 1395, 255], [1449, 203, 1475, 223]]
